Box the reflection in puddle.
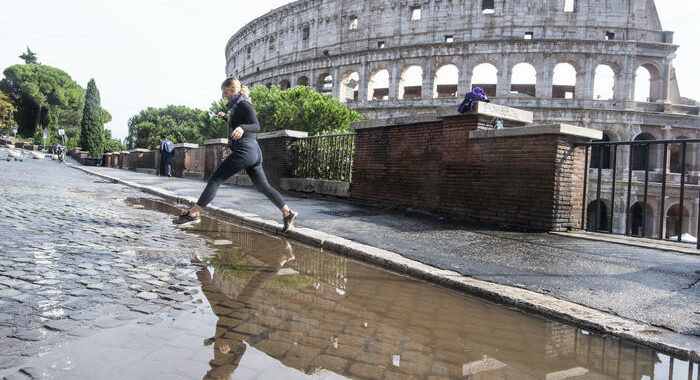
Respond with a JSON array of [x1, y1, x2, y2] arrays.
[[128, 198, 700, 378]]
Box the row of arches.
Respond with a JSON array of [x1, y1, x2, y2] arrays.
[[590, 134, 698, 173], [586, 200, 694, 240], [261, 61, 663, 103]]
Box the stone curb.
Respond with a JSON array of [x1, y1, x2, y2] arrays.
[[550, 231, 699, 255], [66, 163, 700, 361]]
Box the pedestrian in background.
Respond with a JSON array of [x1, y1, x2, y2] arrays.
[[173, 77, 298, 233], [159, 133, 174, 177]]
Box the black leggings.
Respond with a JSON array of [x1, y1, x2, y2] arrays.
[[196, 139, 286, 209]]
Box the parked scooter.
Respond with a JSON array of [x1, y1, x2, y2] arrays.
[[56, 146, 65, 162]]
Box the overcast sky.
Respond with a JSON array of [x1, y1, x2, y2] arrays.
[[1, 1, 697, 140]]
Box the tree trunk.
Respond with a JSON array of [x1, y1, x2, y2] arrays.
[[34, 104, 42, 136]]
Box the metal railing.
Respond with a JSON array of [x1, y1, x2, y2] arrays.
[[292, 133, 355, 182], [572, 328, 698, 380], [577, 139, 700, 249]]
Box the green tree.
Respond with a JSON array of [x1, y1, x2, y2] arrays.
[[0, 63, 84, 139], [101, 108, 112, 123], [249, 85, 363, 135], [208, 98, 229, 138], [126, 105, 216, 149], [79, 79, 104, 156], [0, 90, 17, 133], [102, 128, 125, 153], [19, 47, 38, 64]]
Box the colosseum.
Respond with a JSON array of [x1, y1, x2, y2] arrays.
[[226, 0, 699, 239]]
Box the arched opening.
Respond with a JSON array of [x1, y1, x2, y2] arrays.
[[590, 132, 612, 169], [586, 199, 610, 231], [631, 133, 658, 171], [341, 71, 360, 102], [552, 63, 577, 99], [471, 63, 498, 97], [634, 66, 652, 102], [630, 202, 654, 237], [317, 73, 333, 94], [434, 64, 459, 98], [593, 64, 615, 100], [510, 63, 536, 97], [367, 69, 389, 101], [669, 136, 691, 174], [564, 0, 575, 12], [665, 204, 691, 240], [482, 0, 495, 14], [398, 65, 423, 100], [280, 79, 291, 90], [296, 76, 309, 87]]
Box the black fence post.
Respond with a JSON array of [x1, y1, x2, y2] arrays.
[[582, 146, 589, 230], [658, 143, 668, 240], [595, 145, 603, 231], [641, 143, 650, 238], [609, 145, 618, 233], [626, 145, 634, 236], [677, 143, 687, 243]]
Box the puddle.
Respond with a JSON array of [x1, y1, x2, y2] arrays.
[[6, 197, 696, 380]]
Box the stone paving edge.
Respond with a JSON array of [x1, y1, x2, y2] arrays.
[[550, 231, 699, 255], [66, 163, 700, 361]]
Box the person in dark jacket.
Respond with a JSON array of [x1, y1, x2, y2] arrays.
[[458, 86, 489, 113], [173, 78, 298, 232], [159, 133, 174, 177]]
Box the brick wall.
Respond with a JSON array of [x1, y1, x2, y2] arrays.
[[186, 148, 206, 176], [171, 144, 201, 177], [351, 113, 598, 231], [204, 140, 230, 180], [127, 152, 138, 171], [142, 151, 158, 170], [257, 131, 309, 190], [119, 152, 128, 169]]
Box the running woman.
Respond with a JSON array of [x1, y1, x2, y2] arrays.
[[173, 78, 298, 232]]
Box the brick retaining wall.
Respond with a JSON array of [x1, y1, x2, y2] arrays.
[[257, 130, 309, 190], [350, 104, 599, 231]]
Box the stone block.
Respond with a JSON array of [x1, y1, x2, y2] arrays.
[[280, 178, 349, 197]]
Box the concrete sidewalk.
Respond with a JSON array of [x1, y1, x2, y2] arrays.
[[68, 162, 700, 360]]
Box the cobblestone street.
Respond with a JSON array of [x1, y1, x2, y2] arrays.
[[0, 159, 210, 373], [1, 158, 698, 379]]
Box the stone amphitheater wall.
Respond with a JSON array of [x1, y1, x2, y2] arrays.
[[224, 0, 699, 146]]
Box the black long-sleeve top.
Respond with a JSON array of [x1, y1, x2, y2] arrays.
[[225, 96, 260, 146]]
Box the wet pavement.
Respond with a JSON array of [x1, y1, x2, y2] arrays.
[[0, 170, 696, 379], [0, 159, 207, 376], [70, 161, 700, 341]]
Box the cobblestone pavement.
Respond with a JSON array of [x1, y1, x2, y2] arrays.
[[1, 158, 698, 379], [0, 159, 211, 372]]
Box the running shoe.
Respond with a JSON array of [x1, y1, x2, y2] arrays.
[[173, 210, 200, 226], [281, 210, 298, 233]]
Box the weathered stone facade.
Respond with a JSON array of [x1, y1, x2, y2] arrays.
[[225, 0, 699, 239], [225, 0, 697, 132]]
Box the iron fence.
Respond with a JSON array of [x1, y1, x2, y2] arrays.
[[293, 133, 355, 182], [572, 328, 698, 380], [577, 138, 700, 249]]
